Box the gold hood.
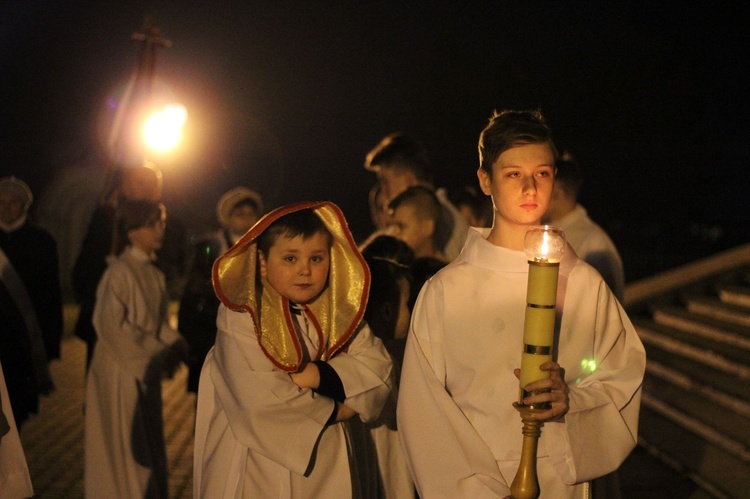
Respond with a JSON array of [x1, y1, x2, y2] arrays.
[[212, 201, 370, 372]]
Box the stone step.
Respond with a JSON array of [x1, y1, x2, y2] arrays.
[[634, 319, 750, 383], [634, 318, 750, 497], [642, 350, 750, 418], [740, 266, 750, 286], [638, 404, 748, 498], [683, 294, 750, 328], [646, 308, 750, 367], [718, 284, 750, 310], [643, 374, 750, 454]]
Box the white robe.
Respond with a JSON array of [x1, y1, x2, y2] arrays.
[[85, 246, 184, 498], [365, 363, 415, 499], [550, 204, 625, 301], [397, 228, 646, 498], [193, 304, 392, 498], [0, 357, 34, 499]]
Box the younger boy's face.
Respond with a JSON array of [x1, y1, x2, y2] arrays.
[[259, 231, 331, 305], [128, 219, 166, 254], [477, 142, 555, 229]]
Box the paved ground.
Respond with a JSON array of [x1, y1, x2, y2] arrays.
[[16, 307, 706, 498], [18, 304, 195, 499]]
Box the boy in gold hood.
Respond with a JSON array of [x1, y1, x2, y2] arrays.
[[193, 201, 392, 498]]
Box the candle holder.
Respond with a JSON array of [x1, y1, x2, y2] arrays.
[[511, 225, 565, 499]]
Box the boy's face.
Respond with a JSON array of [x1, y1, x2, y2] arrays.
[[0, 192, 24, 225], [128, 219, 166, 253], [259, 231, 331, 305], [477, 142, 555, 229], [228, 204, 258, 235], [377, 166, 418, 202], [388, 204, 433, 257]]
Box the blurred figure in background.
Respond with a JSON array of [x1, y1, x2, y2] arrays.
[[447, 184, 492, 228], [364, 132, 468, 261], [85, 199, 187, 498], [0, 176, 61, 429], [388, 185, 447, 262], [367, 182, 390, 234], [359, 234, 416, 498], [178, 187, 263, 394], [543, 156, 625, 301], [72, 162, 163, 369]]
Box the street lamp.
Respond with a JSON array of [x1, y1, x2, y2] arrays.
[[143, 104, 188, 154]]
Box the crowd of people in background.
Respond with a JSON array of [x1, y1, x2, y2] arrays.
[[0, 108, 643, 499]]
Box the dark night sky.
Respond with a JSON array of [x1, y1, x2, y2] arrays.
[[2, 2, 749, 280]]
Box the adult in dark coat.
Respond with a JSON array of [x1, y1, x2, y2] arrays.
[[0, 176, 62, 427]]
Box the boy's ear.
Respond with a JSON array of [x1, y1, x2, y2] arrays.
[[477, 168, 492, 196], [422, 218, 436, 239], [258, 250, 267, 278]]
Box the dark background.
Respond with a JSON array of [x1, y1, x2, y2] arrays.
[[2, 1, 749, 282]]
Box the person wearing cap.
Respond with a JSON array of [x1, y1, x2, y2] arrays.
[[178, 187, 264, 393], [0, 176, 63, 429]]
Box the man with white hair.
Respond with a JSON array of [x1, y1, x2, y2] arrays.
[[0, 176, 62, 428]]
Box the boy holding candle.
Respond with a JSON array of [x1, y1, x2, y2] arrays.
[[397, 109, 646, 498]]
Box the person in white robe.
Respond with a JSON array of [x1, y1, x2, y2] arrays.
[[0, 356, 34, 498], [544, 156, 625, 301], [85, 200, 187, 498], [193, 201, 392, 498], [397, 110, 646, 499]]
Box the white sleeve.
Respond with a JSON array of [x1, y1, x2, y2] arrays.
[[92, 265, 170, 381], [545, 279, 646, 483], [327, 321, 392, 422]]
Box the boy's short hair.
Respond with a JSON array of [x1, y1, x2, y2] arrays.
[[117, 199, 166, 235], [365, 132, 432, 184], [388, 185, 441, 223], [361, 235, 414, 342], [116, 199, 166, 253], [478, 109, 558, 177], [257, 208, 333, 255]]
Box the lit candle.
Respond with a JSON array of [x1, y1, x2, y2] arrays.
[[519, 225, 566, 407]]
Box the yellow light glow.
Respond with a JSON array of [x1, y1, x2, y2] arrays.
[[143, 104, 187, 153], [580, 359, 597, 372]]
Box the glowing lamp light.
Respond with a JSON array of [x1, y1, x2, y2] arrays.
[[518, 225, 566, 407], [143, 104, 187, 153]]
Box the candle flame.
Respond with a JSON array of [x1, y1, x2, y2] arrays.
[[540, 231, 550, 260]]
